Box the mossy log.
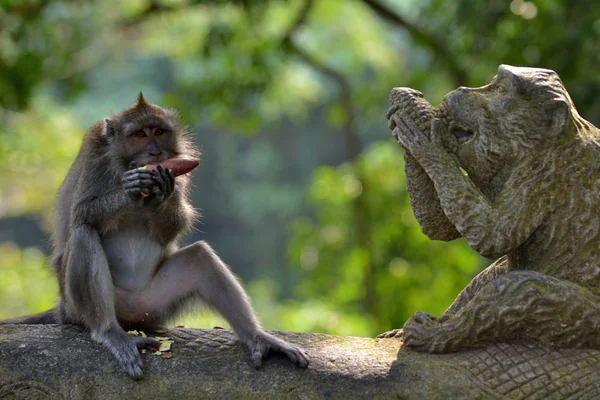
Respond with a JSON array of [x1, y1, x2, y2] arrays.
[[1, 325, 599, 399]]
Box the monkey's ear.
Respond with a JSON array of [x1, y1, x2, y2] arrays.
[[547, 99, 569, 137], [136, 92, 149, 108], [102, 118, 115, 145]]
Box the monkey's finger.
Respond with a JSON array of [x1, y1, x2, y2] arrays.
[[285, 350, 299, 365], [122, 176, 154, 187], [123, 179, 155, 189], [134, 337, 160, 349], [294, 349, 310, 368], [430, 118, 443, 146], [386, 104, 400, 120], [124, 358, 144, 381], [377, 329, 402, 339], [400, 112, 423, 138], [166, 168, 175, 193], [389, 114, 401, 131], [394, 118, 414, 145], [123, 170, 154, 180], [157, 167, 171, 194]]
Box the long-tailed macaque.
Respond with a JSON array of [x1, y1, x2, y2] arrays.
[[2, 94, 309, 379]]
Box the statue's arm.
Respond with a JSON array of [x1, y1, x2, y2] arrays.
[[421, 153, 543, 258], [404, 152, 460, 241], [397, 119, 544, 259]]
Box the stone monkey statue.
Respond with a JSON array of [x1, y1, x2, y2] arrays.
[[1, 94, 309, 379], [381, 65, 600, 352]]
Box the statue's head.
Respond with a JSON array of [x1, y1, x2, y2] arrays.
[[441, 64, 592, 187]]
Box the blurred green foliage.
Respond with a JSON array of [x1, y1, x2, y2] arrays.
[[0, 0, 598, 336], [0, 244, 57, 319], [288, 142, 481, 333]]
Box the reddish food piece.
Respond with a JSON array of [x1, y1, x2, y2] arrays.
[[161, 352, 173, 359], [142, 158, 200, 177]]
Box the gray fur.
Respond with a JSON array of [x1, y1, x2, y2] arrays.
[[2, 97, 308, 379]]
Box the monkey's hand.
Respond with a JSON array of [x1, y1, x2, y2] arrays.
[[392, 112, 448, 163], [247, 331, 310, 369], [148, 164, 175, 204], [122, 168, 154, 202], [94, 327, 160, 380]]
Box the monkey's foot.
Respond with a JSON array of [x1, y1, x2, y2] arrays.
[[96, 328, 160, 380], [247, 331, 310, 369], [402, 311, 458, 353], [376, 329, 404, 339]]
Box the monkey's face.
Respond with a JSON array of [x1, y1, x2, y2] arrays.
[[118, 121, 177, 170], [109, 97, 183, 171], [442, 65, 564, 187]]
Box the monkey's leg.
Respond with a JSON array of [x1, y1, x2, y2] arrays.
[[402, 270, 600, 353], [64, 225, 159, 379], [114, 241, 309, 368], [440, 256, 508, 319], [377, 257, 508, 339]]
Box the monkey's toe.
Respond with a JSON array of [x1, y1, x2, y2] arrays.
[[292, 348, 310, 368], [134, 336, 160, 350], [251, 350, 265, 369], [377, 328, 403, 339]]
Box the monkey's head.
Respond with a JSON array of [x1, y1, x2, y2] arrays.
[[441, 65, 588, 188], [102, 93, 191, 171]]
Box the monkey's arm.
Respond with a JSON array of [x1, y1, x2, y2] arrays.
[[72, 188, 131, 227], [63, 224, 159, 379], [66, 167, 159, 379], [404, 152, 461, 241], [396, 117, 545, 259], [387, 104, 460, 241]]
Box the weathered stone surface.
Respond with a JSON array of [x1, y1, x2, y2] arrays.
[[383, 65, 600, 355], [1, 325, 600, 399]]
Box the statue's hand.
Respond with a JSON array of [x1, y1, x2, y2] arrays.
[[392, 112, 447, 162]]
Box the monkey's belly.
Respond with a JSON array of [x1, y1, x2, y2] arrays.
[[102, 229, 164, 291]]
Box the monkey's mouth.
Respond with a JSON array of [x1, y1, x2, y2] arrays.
[[449, 124, 475, 143], [438, 101, 475, 145]]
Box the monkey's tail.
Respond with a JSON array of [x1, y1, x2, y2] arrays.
[[0, 308, 58, 324]]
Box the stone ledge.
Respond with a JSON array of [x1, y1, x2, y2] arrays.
[[0, 325, 599, 399]]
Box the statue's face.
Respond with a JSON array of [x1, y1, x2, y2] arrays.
[[441, 65, 559, 187]]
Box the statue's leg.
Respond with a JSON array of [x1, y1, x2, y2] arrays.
[[440, 256, 508, 320], [403, 270, 600, 353], [377, 257, 507, 338]]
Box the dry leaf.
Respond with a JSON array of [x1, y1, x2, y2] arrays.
[[159, 341, 173, 352]]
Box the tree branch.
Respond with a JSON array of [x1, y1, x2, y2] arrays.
[[282, 3, 378, 315], [361, 0, 467, 87]]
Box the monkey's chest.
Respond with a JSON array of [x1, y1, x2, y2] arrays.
[[102, 227, 164, 291]]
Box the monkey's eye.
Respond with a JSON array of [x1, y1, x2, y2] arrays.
[[155, 128, 164, 136], [135, 131, 146, 138]]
